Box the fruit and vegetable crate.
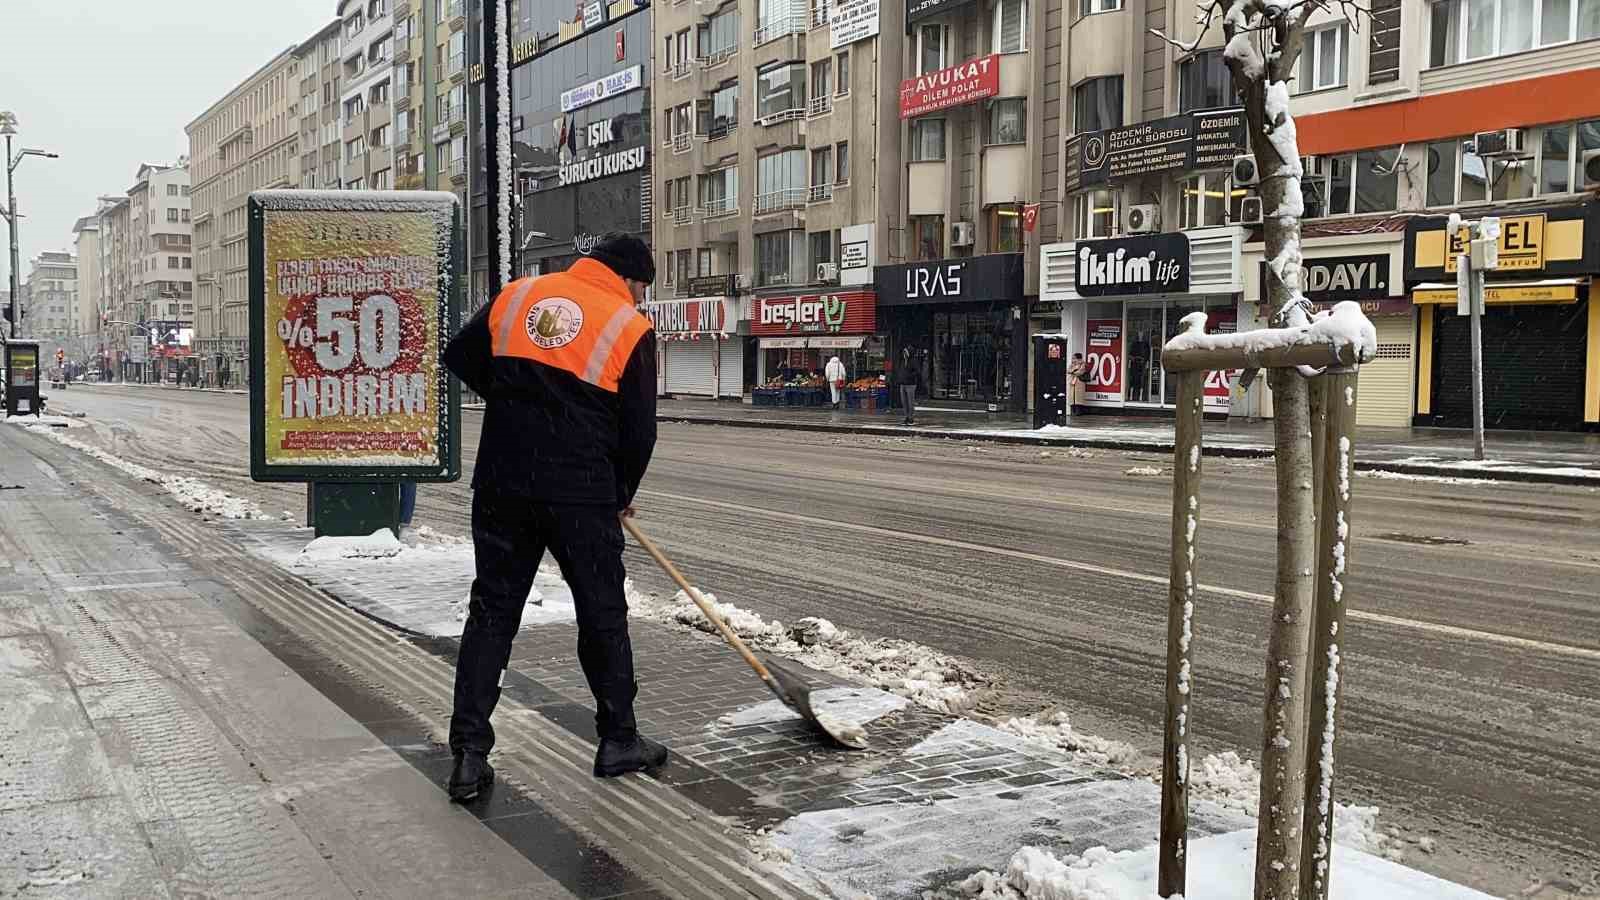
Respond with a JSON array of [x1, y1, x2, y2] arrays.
[[753, 388, 783, 406]]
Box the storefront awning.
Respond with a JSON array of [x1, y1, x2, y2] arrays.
[[758, 335, 869, 350], [1412, 278, 1585, 305]]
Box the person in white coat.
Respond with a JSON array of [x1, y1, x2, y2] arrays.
[[825, 355, 847, 409]]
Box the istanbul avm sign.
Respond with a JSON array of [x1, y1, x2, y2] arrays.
[[899, 55, 999, 119]]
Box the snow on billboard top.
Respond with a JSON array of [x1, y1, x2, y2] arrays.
[[248, 190, 460, 482]]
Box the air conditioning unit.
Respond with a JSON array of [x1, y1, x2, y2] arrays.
[[951, 221, 975, 246], [1125, 203, 1160, 234], [1583, 148, 1600, 190], [816, 262, 839, 282], [1231, 154, 1260, 186], [1473, 128, 1527, 158], [1237, 196, 1264, 226], [1302, 155, 1326, 179]]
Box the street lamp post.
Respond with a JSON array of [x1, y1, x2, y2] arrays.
[[1, 111, 61, 339]]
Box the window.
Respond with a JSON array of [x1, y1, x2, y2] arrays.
[[700, 167, 738, 214], [811, 60, 832, 101], [836, 141, 850, 183], [372, 168, 390, 190], [756, 63, 806, 118], [1298, 23, 1348, 92], [989, 205, 1023, 252], [1179, 50, 1234, 112], [756, 230, 805, 286], [1079, 0, 1122, 14], [1430, 0, 1599, 67], [810, 231, 834, 268], [1490, 153, 1536, 200], [910, 118, 946, 161], [182, 257, 193, 270], [1074, 189, 1119, 238], [371, 124, 390, 147], [168, 256, 180, 268], [1426, 139, 1459, 206], [987, 98, 1026, 144], [994, 0, 1027, 52], [182, 185, 191, 196], [910, 215, 944, 260], [1179, 173, 1245, 227], [811, 146, 834, 186], [662, 253, 676, 285], [166, 184, 179, 197], [918, 24, 947, 73], [672, 102, 693, 138], [347, 136, 366, 162], [370, 81, 390, 105], [1355, 147, 1400, 211], [757, 149, 807, 208], [348, 177, 364, 190], [705, 82, 739, 134], [1074, 76, 1122, 133], [1302, 148, 1398, 216], [1540, 124, 1573, 195], [700, 8, 740, 57], [344, 96, 365, 122], [181, 209, 190, 222]]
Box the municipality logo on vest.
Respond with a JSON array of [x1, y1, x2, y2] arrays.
[[526, 297, 585, 349]]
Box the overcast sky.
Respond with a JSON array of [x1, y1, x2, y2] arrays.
[[2, 0, 336, 286]]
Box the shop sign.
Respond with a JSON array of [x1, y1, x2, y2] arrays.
[[1084, 319, 1122, 402], [752, 292, 877, 335], [126, 335, 148, 363], [906, 0, 975, 26], [899, 55, 999, 119], [1444, 214, 1546, 273], [1258, 253, 1391, 304], [1203, 308, 1240, 413], [646, 297, 730, 335], [1079, 110, 1247, 186], [840, 223, 874, 287], [684, 274, 736, 298], [560, 65, 643, 113], [557, 144, 647, 186], [1074, 234, 1191, 296], [875, 253, 1024, 306], [1309, 297, 1412, 317], [246, 190, 460, 481], [831, 0, 881, 49], [583, 0, 607, 30]]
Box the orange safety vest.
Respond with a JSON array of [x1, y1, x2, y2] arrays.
[[486, 258, 653, 393]]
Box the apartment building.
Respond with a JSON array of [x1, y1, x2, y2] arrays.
[[96, 196, 132, 359], [295, 21, 346, 191], [71, 211, 103, 345], [1038, 0, 1600, 430], [21, 251, 78, 359], [337, 0, 398, 191], [187, 48, 301, 385], [645, 0, 904, 398], [126, 163, 194, 348]]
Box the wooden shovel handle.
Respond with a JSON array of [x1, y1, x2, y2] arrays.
[[622, 517, 774, 682]]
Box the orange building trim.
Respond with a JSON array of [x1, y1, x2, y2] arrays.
[[1297, 67, 1600, 156]]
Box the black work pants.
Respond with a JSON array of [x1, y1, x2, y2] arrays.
[[449, 492, 637, 755]]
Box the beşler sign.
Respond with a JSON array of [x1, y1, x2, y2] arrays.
[[1074, 234, 1191, 296], [1079, 109, 1247, 185], [830, 0, 882, 48], [752, 292, 877, 335], [899, 55, 999, 119], [247, 190, 461, 482], [560, 65, 643, 113]]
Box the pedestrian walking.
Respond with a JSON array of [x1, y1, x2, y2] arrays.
[[897, 346, 921, 425], [441, 233, 664, 801], [1067, 352, 1090, 417], [825, 354, 847, 410]]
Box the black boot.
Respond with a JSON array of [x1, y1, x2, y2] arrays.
[[593, 734, 669, 778], [447, 751, 494, 802]]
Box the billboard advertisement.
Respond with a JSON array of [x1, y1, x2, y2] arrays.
[[247, 191, 460, 482]]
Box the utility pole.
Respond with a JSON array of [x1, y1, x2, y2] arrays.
[[2, 112, 60, 340], [1451, 214, 1498, 461]]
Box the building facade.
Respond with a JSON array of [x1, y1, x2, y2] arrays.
[[1038, 0, 1600, 430], [295, 21, 346, 191], [336, 0, 398, 191], [71, 212, 103, 353], [126, 164, 195, 363], [187, 48, 301, 385], [22, 251, 79, 365]]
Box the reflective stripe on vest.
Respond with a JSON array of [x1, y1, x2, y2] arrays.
[[486, 265, 652, 393]]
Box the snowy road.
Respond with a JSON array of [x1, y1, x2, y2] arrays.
[[46, 384, 1600, 896]]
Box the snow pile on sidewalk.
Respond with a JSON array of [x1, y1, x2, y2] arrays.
[[296, 529, 407, 563], [941, 828, 1490, 900], [5, 414, 77, 428], [993, 712, 1144, 770], [625, 583, 991, 714], [25, 426, 268, 520]]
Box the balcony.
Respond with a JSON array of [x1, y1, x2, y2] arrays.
[[448, 0, 465, 29], [753, 16, 806, 46], [755, 188, 807, 214], [705, 121, 738, 143], [757, 107, 805, 126], [448, 103, 466, 135], [672, 133, 692, 154], [806, 182, 833, 203], [393, 43, 412, 65], [671, 60, 693, 81], [699, 47, 737, 71], [669, 206, 694, 225], [701, 198, 738, 219], [807, 95, 832, 118], [449, 52, 465, 81], [810, 4, 829, 29], [432, 111, 451, 142], [449, 157, 466, 180]]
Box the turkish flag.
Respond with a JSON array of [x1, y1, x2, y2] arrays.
[[1022, 203, 1039, 233]]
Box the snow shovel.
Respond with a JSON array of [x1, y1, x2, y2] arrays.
[[621, 517, 867, 750]]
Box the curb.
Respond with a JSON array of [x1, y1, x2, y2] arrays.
[[658, 413, 1600, 487]]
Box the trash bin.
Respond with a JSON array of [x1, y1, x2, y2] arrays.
[[1032, 335, 1069, 429]]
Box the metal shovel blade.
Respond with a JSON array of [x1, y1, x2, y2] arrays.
[[763, 656, 869, 750]]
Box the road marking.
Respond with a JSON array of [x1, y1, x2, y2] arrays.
[[642, 490, 1600, 663], [63, 580, 185, 594]]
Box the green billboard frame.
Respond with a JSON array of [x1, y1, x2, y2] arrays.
[[247, 190, 462, 484]]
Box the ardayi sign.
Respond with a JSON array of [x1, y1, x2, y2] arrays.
[[1074, 234, 1191, 296], [247, 190, 461, 483]]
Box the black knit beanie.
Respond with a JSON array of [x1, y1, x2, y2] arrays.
[[585, 233, 656, 284]]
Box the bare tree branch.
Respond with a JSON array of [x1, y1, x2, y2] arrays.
[[1147, 0, 1226, 54]]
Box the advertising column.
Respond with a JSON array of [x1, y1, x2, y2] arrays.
[[248, 190, 462, 536]]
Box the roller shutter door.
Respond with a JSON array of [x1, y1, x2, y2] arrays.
[[1430, 300, 1587, 430], [664, 340, 717, 395], [1356, 314, 1415, 427], [718, 338, 744, 398]]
